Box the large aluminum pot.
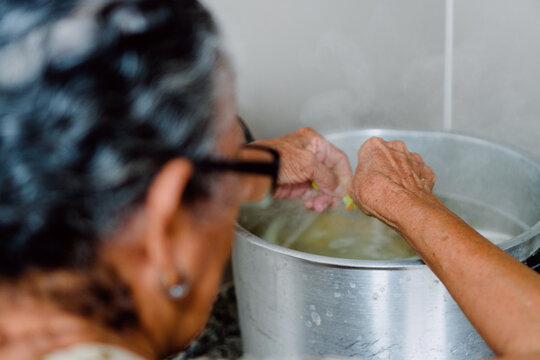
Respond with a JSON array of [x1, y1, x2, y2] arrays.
[[233, 129, 540, 360]]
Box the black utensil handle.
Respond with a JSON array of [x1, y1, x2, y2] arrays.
[[525, 248, 540, 273]]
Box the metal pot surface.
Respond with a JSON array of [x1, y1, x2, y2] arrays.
[[233, 129, 540, 360]]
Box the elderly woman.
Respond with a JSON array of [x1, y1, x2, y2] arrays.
[[1, 1, 539, 360], [0, 1, 352, 359]]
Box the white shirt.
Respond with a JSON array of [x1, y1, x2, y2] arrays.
[[42, 343, 145, 360]]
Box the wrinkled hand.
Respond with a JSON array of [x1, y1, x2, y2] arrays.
[[351, 137, 438, 229], [252, 128, 353, 212]]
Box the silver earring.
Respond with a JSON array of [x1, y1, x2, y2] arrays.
[[162, 271, 191, 300], [168, 281, 189, 299]]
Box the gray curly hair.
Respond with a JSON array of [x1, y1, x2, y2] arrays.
[[0, 0, 223, 277]]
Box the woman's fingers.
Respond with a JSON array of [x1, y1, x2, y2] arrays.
[[274, 182, 312, 199], [300, 127, 352, 195], [326, 144, 353, 196], [311, 194, 335, 213], [252, 128, 353, 208], [363, 138, 432, 189], [308, 153, 342, 195], [306, 136, 353, 196], [352, 137, 437, 225], [421, 164, 436, 190], [273, 179, 337, 213], [386, 140, 409, 153]]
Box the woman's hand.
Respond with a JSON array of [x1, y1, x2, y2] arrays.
[[252, 128, 352, 212], [351, 137, 439, 229]]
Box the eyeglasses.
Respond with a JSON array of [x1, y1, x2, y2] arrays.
[[190, 144, 280, 205]]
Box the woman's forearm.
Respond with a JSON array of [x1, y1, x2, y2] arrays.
[[398, 195, 540, 356], [351, 137, 540, 356]]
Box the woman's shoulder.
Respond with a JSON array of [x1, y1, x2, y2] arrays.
[[41, 343, 145, 360]]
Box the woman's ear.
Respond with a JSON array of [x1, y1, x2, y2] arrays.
[[146, 159, 193, 222], [144, 158, 193, 290]]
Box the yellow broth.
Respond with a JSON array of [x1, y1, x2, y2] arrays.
[[238, 196, 527, 261]]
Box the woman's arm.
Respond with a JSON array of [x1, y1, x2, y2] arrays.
[[351, 137, 540, 357]]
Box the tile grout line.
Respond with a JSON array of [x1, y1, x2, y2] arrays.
[[443, 0, 454, 131]]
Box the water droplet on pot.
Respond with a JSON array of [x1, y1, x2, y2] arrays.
[[311, 312, 321, 326]]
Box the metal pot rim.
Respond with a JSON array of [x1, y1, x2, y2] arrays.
[[324, 128, 540, 165], [236, 128, 540, 269]]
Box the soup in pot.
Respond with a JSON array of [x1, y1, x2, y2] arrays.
[[238, 195, 527, 261]]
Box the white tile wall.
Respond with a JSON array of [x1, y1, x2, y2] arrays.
[[202, 0, 540, 159], [453, 0, 540, 158], [203, 0, 445, 139]]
